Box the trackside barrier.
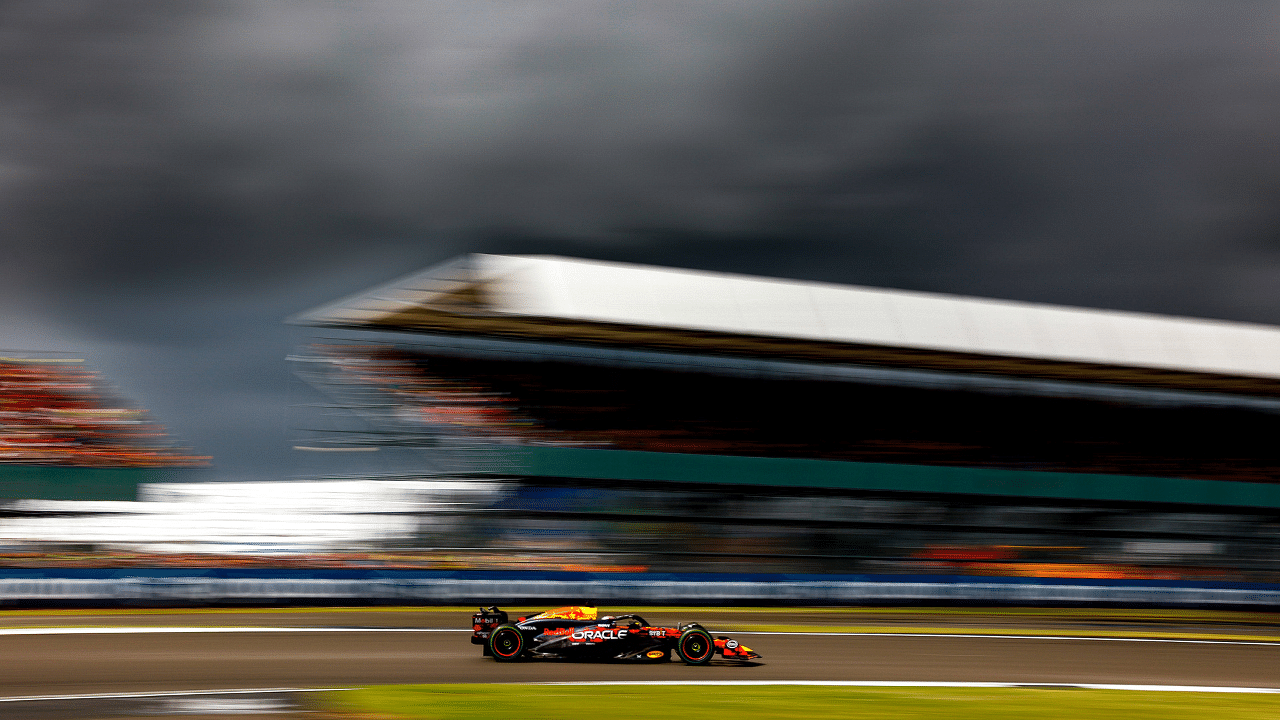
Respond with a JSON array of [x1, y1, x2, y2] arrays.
[[0, 573, 1278, 607]]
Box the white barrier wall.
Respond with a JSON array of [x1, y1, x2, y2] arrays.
[[0, 577, 1277, 607]]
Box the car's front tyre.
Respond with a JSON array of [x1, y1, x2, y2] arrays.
[[488, 625, 526, 662], [676, 628, 714, 665]]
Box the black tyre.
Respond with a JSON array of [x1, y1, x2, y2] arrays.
[[676, 628, 714, 665], [488, 624, 526, 662]]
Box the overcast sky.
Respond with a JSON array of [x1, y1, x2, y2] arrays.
[[5, 1, 1280, 480]]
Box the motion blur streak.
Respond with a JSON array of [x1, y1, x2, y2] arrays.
[[6, 2, 1280, 482], [0, 354, 204, 467]]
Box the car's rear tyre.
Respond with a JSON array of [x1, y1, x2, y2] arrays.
[[676, 628, 714, 665], [488, 625, 526, 662]]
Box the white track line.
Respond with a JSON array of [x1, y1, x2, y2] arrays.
[[732, 631, 1280, 646], [5, 682, 1279, 701], [0, 687, 353, 703], [0, 627, 466, 635], [537, 680, 1280, 693], [0, 626, 1276, 646]]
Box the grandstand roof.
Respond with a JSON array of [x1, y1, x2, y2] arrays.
[[292, 254, 1280, 394]]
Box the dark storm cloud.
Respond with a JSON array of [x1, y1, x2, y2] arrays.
[[5, 1, 1280, 477], [6, 1, 1280, 306]]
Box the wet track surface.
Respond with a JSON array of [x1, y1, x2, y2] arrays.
[[0, 608, 1276, 718]]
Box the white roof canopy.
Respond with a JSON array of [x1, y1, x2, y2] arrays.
[[292, 254, 1280, 393]]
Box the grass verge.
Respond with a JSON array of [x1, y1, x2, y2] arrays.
[[314, 684, 1280, 719]]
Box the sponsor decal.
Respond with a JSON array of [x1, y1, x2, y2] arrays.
[[725, 639, 739, 649], [571, 628, 628, 642], [646, 650, 666, 659]]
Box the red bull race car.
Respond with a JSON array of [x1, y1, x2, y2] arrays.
[[471, 605, 761, 665]]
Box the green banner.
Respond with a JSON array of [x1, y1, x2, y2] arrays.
[[0, 466, 176, 501], [488, 445, 1280, 509]]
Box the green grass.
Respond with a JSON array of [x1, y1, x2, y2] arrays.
[[315, 685, 1280, 720]]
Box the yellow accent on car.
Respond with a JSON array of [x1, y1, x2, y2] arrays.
[[527, 606, 597, 621]]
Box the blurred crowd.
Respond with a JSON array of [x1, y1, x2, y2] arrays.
[[263, 343, 1280, 584], [0, 546, 1265, 582], [0, 358, 206, 467], [441, 485, 1280, 582], [3, 479, 1271, 583], [1, 344, 1274, 586], [296, 344, 1280, 483], [299, 345, 552, 447]]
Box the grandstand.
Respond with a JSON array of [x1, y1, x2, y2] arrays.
[[290, 255, 1280, 580], [0, 352, 206, 501]]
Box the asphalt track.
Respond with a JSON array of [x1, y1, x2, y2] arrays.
[[0, 608, 1277, 716]]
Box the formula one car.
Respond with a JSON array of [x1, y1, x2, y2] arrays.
[[471, 605, 761, 664]]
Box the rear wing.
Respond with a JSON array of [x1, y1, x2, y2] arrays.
[[471, 606, 509, 646]]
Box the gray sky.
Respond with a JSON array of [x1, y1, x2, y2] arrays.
[[5, 1, 1280, 480]]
